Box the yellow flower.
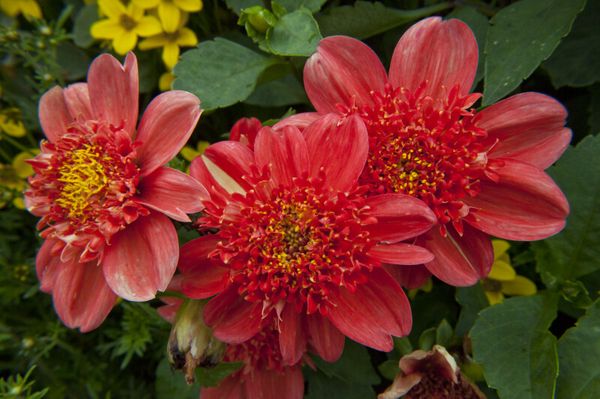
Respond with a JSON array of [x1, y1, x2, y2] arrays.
[[139, 24, 197, 69], [180, 140, 209, 162], [0, 163, 26, 209], [132, 0, 203, 33], [12, 149, 38, 179], [0, 108, 26, 138], [91, 0, 162, 55], [482, 240, 537, 305], [159, 71, 175, 91], [0, 0, 42, 19]]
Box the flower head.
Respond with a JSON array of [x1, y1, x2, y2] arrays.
[[0, 0, 41, 19], [26, 52, 207, 331], [91, 0, 162, 55], [0, 108, 26, 138], [139, 21, 197, 69], [482, 240, 537, 304], [179, 114, 437, 361], [132, 0, 203, 33], [302, 17, 570, 286]]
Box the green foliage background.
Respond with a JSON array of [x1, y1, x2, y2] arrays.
[[1, 0, 599, 398]]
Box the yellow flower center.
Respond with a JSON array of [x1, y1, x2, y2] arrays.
[[56, 144, 110, 219], [119, 14, 137, 31]]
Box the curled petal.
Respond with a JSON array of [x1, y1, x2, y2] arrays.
[[203, 141, 256, 192], [389, 17, 478, 99], [136, 167, 208, 222], [102, 212, 178, 301], [465, 159, 569, 240], [304, 35, 388, 113], [364, 194, 436, 243], [135, 90, 202, 176], [304, 114, 369, 192], [420, 225, 493, 286], [189, 155, 233, 206], [87, 52, 139, 135], [477, 92, 571, 169]]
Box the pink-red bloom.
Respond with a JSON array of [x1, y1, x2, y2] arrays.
[[301, 17, 570, 287], [179, 114, 437, 359], [26, 52, 207, 331]]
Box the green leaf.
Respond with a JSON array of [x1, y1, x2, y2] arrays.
[[483, 0, 586, 106], [173, 38, 279, 110], [533, 135, 600, 285], [378, 359, 399, 381], [455, 284, 489, 337], [72, 4, 97, 48], [277, 0, 326, 13], [446, 6, 489, 87], [471, 294, 559, 399], [245, 73, 308, 106], [312, 340, 380, 385], [543, 0, 600, 88], [266, 9, 322, 56], [225, 0, 261, 15], [556, 299, 600, 398], [589, 84, 600, 134], [304, 369, 377, 399], [56, 42, 89, 81], [196, 362, 244, 387], [315, 1, 451, 40], [155, 358, 200, 399]]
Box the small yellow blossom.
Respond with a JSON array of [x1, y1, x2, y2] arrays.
[[180, 140, 209, 162], [0, 0, 42, 19], [0, 108, 26, 138], [132, 0, 203, 33], [139, 24, 197, 69], [482, 240, 537, 305], [0, 164, 26, 209], [91, 0, 162, 55], [159, 71, 175, 91], [12, 150, 38, 179]]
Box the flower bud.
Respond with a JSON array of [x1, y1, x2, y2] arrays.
[[167, 299, 225, 384]]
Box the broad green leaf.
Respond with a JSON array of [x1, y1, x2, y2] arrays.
[[72, 4, 97, 48], [196, 362, 244, 387], [56, 42, 89, 81], [266, 8, 322, 56], [304, 369, 377, 399], [225, 0, 261, 15], [245, 73, 308, 106], [589, 84, 600, 134], [471, 294, 558, 399], [155, 358, 200, 399], [315, 1, 451, 40], [312, 340, 380, 385], [533, 135, 600, 285], [556, 299, 600, 398], [483, 0, 586, 106], [277, 0, 326, 13], [543, 0, 599, 88], [447, 6, 489, 87], [173, 38, 279, 110], [455, 284, 489, 337]]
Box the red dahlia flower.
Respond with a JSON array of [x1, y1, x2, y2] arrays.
[[300, 17, 570, 286], [179, 114, 437, 357], [26, 53, 207, 331]]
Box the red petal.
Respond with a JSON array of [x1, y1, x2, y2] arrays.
[[307, 313, 345, 362], [304, 114, 369, 192], [52, 259, 117, 332], [135, 90, 202, 176], [389, 17, 478, 99], [273, 112, 321, 131], [189, 155, 232, 206], [364, 194, 436, 243], [229, 117, 262, 147], [88, 52, 139, 135], [245, 367, 304, 399], [63, 83, 92, 121], [278, 305, 307, 366], [36, 238, 62, 292], [204, 287, 263, 343], [384, 265, 431, 289], [136, 166, 208, 222], [157, 297, 183, 323], [39, 86, 71, 142], [102, 212, 178, 301], [465, 159, 569, 240], [420, 224, 493, 286], [179, 236, 230, 299], [304, 36, 387, 113], [477, 92, 571, 169], [203, 141, 256, 192], [255, 126, 309, 187], [202, 376, 243, 399], [327, 268, 412, 351], [368, 243, 434, 265]]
